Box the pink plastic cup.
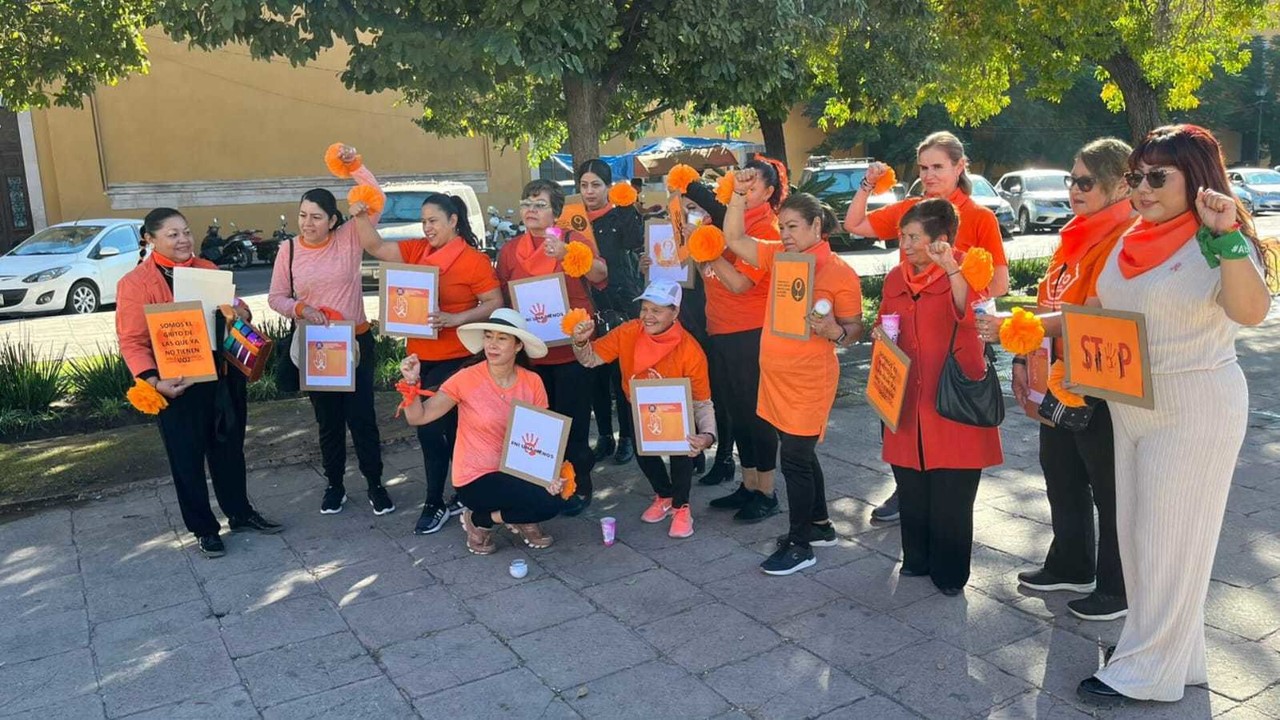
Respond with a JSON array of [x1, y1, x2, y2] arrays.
[[601, 517, 617, 546]]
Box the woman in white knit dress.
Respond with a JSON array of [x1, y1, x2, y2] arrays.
[[1079, 125, 1271, 703]]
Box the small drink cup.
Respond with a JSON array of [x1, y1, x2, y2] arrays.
[[971, 298, 997, 316], [508, 559, 528, 579], [811, 298, 833, 320], [881, 313, 900, 342], [601, 517, 617, 546]]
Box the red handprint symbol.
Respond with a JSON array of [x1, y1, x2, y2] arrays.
[[530, 303, 548, 324], [521, 433, 540, 456]]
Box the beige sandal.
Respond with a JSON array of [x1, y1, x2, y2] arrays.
[[507, 523, 554, 549], [462, 511, 496, 555]]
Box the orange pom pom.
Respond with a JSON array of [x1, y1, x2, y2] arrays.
[[608, 182, 638, 207], [999, 307, 1046, 356], [559, 461, 577, 500], [347, 185, 385, 214], [960, 247, 994, 292], [1047, 360, 1087, 408], [126, 378, 168, 415], [561, 240, 594, 278], [324, 143, 363, 178], [688, 224, 726, 263], [561, 307, 591, 336], [666, 164, 700, 194], [872, 167, 897, 195], [714, 173, 736, 206]]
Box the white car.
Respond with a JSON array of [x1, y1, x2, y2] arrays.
[[0, 219, 145, 315]]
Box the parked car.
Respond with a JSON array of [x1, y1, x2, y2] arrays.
[[797, 156, 904, 249], [907, 174, 1018, 239], [1227, 168, 1280, 215], [361, 181, 486, 289], [0, 220, 144, 316], [995, 169, 1073, 233]]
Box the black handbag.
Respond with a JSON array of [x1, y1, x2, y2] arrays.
[[936, 322, 1005, 428], [1038, 390, 1099, 432], [274, 237, 301, 393]]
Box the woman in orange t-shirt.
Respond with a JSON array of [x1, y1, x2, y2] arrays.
[[355, 193, 502, 536], [722, 180, 865, 576]]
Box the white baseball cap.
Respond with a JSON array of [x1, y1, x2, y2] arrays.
[[634, 279, 683, 308]]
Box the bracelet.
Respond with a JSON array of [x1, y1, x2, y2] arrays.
[[1011, 357, 1027, 367], [859, 180, 873, 193], [947, 270, 960, 277]]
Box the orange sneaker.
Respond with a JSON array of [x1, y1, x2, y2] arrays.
[[669, 505, 694, 538], [641, 496, 673, 523]]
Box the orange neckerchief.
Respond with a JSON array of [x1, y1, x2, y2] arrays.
[[744, 202, 781, 241], [1057, 200, 1135, 270], [416, 236, 467, 275], [513, 232, 559, 277], [586, 203, 615, 222], [633, 320, 685, 378], [151, 252, 196, 269], [1118, 210, 1199, 279], [901, 261, 946, 296]]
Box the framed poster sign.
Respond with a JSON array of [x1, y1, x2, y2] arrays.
[[500, 401, 572, 488], [645, 222, 694, 288], [378, 262, 439, 339], [508, 273, 573, 348], [866, 336, 912, 433], [299, 320, 357, 392], [1062, 304, 1153, 409], [144, 301, 219, 383], [630, 378, 695, 456], [557, 200, 597, 245], [769, 252, 816, 341]]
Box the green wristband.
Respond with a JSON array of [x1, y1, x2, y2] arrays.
[[1196, 227, 1250, 269]]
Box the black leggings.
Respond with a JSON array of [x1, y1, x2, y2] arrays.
[[708, 329, 777, 471], [891, 465, 981, 590], [591, 362, 633, 440], [455, 472, 566, 528], [416, 357, 468, 507], [308, 330, 383, 489], [777, 429, 830, 547], [535, 361, 595, 495], [633, 435, 694, 508]]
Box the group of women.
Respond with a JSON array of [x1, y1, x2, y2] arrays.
[[118, 124, 1269, 706]]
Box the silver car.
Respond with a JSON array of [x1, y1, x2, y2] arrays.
[[995, 169, 1073, 233], [1228, 168, 1280, 215]]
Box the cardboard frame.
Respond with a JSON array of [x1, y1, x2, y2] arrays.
[[378, 262, 440, 339], [644, 221, 694, 288], [507, 273, 574, 348], [866, 336, 912, 433], [499, 400, 573, 488], [1062, 304, 1154, 410], [299, 320, 358, 392], [768, 252, 817, 341], [143, 301, 219, 383], [630, 378, 696, 457]]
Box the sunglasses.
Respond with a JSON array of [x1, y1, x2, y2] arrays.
[[518, 200, 552, 211], [1123, 168, 1179, 189], [1064, 175, 1097, 192]]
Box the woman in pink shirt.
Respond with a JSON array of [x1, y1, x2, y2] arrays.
[[268, 144, 391, 516]]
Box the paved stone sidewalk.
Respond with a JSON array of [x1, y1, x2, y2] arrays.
[[3, 321, 1279, 719]]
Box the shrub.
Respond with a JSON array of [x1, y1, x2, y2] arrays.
[[372, 329, 406, 390], [66, 344, 133, 416], [860, 273, 884, 302], [1008, 257, 1050, 295], [247, 316, 296, 401], [0, 333, 67, 415]]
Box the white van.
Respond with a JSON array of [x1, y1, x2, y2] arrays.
[[362, 181, 487, 288]]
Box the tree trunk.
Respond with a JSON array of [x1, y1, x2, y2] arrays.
[[754, 106, 789, 168], [1100, 52, 1163, 144], [563, 73, 605, 168]]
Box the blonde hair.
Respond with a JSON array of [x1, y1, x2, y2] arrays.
[[917, 131, 972, 195]]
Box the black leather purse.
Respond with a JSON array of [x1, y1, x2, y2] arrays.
[[936, 322, 1005, 428], [1038, 391, 1099, 432], [274, 237, 301, 393]]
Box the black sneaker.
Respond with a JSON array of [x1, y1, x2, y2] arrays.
[[446, 498, 466, 517], [709, 484, 751, 509], [613, 438, 635, 465], [592, 436, 616, 462], [775, 523, 838, 550], [561, 493, 592, 517], [1017, 568, 1096, 594], [320, 486, 347, 515], [414, 503, 449, 535], [734, 491, 780, 524], [761, 541, 816, 576], [1077, 677, 1126, 704], [198, 534, 226, 558], [369, 486, 396, 515], [228, 511, 284, 535], [697, 462, 735, 486], [871, 492, 900, 523], [1068, 592, 1128, 621]]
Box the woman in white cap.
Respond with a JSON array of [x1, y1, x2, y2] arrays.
[[398, 308, 568, 555], [570, 279, 717, 538]]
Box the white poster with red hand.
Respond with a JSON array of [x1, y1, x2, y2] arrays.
[[499, 401, 572, 488], [508, 272, 573, 347]]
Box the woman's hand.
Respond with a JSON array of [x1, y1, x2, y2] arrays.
[[809, 311, 842, 341], [926, 240, 959, 273], [863, 162, 889, 188], [542, 233, 568, 260], [154, 376, 193, 399], [975, 314, 1001, 343], [571, 318, 596, 345], [546, 476, 566, 496], [349, 201, 368, 217], [1195, 187, 1238, 235], [338, 144, 359, 164], [299, 305, 329, 326], [637, 253, 652, 274], [232, 302, 252, 323], [1011, 362, 1029, 406], [733, 167, 758, 192], [429, 312, 461, 329], [686, 433, 714, 456], [400, 354, 421, 384], [869, 325, 886, 343]]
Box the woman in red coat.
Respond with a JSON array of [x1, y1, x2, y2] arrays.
[[874, 199, 1002, 595]]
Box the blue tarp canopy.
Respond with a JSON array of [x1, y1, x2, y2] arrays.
[[551, 136, 764, 181]]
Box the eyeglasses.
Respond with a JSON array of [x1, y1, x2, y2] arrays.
[[1123, 168, 1179, 189], [1064, 175, 1097, 192], [518, 200, 552, 211]]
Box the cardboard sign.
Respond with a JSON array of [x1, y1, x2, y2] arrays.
[[300, 321, 357, 392], [668, 194, 686, 256], [220, 308, 274, 382], [866, 336, 912, 432], [500, 401, 572, 488], [645, 222, 694, 288], [173, 266, 235, 350], [769, 252, 816, 341], [508, 273, 573, 347], [557, 201, 597, 245], [630, 378, 695, 456], [144, 301, 218, 383], [378, 262, 439, 339], [1062, 304, 1153, 409]]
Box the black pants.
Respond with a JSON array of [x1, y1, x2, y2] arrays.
[[778, 430, 830, 548], [590, 362, 633, 441], [535, 361, 595, 495], [456, 472, 565, 528], [708, 329, 776, 471], [892, 465, 981, 590], [156, 371, 252, 537], [706, 335, 736, 469], [308, 330, 383, 489], [417, 357, 467, 507], [1040, 403, 1124, 597], [634, 435, 694, 508]]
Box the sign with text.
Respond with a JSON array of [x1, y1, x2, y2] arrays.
[[630, 378, 695, 456], [769, 252, 816, 341], [1062, 304, 1153, 409], [866, 336, 912, 432], [500, 401, 572, 488], [378, 262, 439, 339], [144, 301, 218, 383], [300, 321, 357, 392], [508, 273, 573, 347]]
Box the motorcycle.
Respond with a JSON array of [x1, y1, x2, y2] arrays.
[[200, 218, 253, 269], [224, 222, 260, 268], [254, 214, 291, 265], [485, 205, 522, 260]]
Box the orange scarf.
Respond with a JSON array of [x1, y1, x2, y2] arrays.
[[416, 236, 467, 275], [513, 232, 558, 277], [633, 321, 685, 378], [1118, 210, 1199, 279], [744, 202, 780, 241], [586, 204, 614, 222], [1056, 200, 1134, 269], [901, 262, 946, 296], [152, 252, 196, 269]]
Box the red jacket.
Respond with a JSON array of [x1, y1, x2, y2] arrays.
[[878, 265, 1003, 471], [116, 255, 221, 378]]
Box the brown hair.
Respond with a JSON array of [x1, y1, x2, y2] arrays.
[[917, 131, 972, 195], [1076, 138, 1133, 197], [522, 179, 566, 217], [779, 192, 838, 236], [900, 197, 960, 242]]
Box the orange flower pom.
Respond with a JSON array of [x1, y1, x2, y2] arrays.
[[561, 241, 594, 278], [324, 143, 363, 178], [999, 307, 1046, 356], [561, 307, 591, 336], [559, 461, 577, 500], [1047, 360, 1087, 408], [872, 167, 898, 195], [608, 182, 638, 207], [714, 173, 736, 206], [960, 247, 994, 292], [347, 185, 385, 214], [666, 164, 700, 194], [126, 378, 168, 415], [688, 224, 726, 263]]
